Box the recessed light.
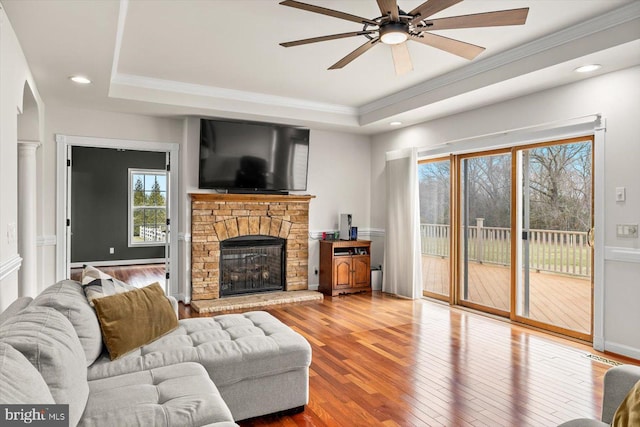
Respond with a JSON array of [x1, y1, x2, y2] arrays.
[[390, 121, 403, 126], [574, 64, 602, 73], [69, 75, 92, 84]]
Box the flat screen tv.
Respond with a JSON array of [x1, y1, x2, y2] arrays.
[[199, 118, 310, 192]]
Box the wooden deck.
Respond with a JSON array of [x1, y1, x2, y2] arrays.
[[422, 255, 592, 335]]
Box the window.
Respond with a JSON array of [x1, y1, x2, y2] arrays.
[[128, 169, 167, 246]]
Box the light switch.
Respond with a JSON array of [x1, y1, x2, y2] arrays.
[[617, 224, 639, 238], [615, 187, 626, 202]]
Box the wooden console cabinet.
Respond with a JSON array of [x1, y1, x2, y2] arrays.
[[319, 240, 371, 296]]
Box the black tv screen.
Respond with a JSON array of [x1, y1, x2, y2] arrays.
[[199, 118, 310, 192]]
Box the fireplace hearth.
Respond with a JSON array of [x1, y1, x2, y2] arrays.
[[220, 236, 285, 297]]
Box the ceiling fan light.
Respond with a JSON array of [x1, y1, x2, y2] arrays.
[[380, 23, 408, 45]]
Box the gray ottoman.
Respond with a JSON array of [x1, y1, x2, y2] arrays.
[[88, 311, 312, 421]]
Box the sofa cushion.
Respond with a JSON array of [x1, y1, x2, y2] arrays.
[[87, 311, 311, 387], [80, 362, 236, 427], [81, 265, 136, 306], [0, 306, 89, 427], [0, 296, 33, 326], [0, 342, 55, 404], [94, 282, 179, 360], [31, 280, 103, 366]]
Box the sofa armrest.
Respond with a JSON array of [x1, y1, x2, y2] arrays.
[[166, 295, 179, 319], [601, 364, 640, 423]]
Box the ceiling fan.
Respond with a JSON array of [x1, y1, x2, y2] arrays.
[[279, 0, 529, 75]]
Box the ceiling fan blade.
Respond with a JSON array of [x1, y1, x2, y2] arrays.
[[409, 33, 485, 60], [409, 0, 463, 25], [377, 0, 399, 21], [280, 0, 377, 25], [329, 38, 380, 70], [391, 43, 413, 75], [420, 8, 530, 31], [280, 31, 376, 47]]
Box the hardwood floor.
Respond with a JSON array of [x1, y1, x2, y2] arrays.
[[180, 292, 638, 427]]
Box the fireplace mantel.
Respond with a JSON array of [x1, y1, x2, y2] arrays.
[[190, 193, 315, 203], [190, 193, 314, 301]]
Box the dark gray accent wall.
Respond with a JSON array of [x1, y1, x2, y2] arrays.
[[71, 146, 166, 263]]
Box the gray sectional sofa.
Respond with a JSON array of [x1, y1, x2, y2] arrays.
[[0, 280, 312, 426]]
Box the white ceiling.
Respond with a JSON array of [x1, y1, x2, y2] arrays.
[[3, 0, 640, 134]]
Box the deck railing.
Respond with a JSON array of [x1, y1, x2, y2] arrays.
[[420, 223, 591, 277]]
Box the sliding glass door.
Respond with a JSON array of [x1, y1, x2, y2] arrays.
[[514, 138, 593, 339], [418, 137, 595, 340], [458, 150, 512, 315]]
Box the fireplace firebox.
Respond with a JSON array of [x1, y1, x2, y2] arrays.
[[220, 235, 286, 297]]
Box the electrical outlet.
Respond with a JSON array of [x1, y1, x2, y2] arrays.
[[109, 247, 115, 254]]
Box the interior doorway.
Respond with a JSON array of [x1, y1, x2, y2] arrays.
[[55, 134, 179, 297]]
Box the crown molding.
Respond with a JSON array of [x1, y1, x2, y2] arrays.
[[111, 73, 358, 117], [358, 2, 640, 116]]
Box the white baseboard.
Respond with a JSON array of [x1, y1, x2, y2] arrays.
[[70, 258, 166, 268], [605, 341, 640, 360], [172, 293, 187, 303], [308, 284, 319, 291], [0, 255, 22, 282], [593, 335, 605, 352]]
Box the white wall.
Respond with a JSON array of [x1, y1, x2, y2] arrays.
[[371, 66, 640, 358], [305, 129, 372, 285], [0, 9, 44, 310]]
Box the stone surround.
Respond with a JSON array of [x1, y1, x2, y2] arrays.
[[190, 193, 313, 301]]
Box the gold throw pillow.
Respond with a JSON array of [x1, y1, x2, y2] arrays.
[[93, 282, 178, 360], [612, 379, 640, 427]]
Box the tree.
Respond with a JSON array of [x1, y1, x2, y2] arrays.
[[132, 177, 145, 237], [147, 176, 167, 240], [527, 142, 591, 231], [463, 154, 511, 228], [418, 161, 450, 224]]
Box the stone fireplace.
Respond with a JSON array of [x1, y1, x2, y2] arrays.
[[190, 193, 313, 301]]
